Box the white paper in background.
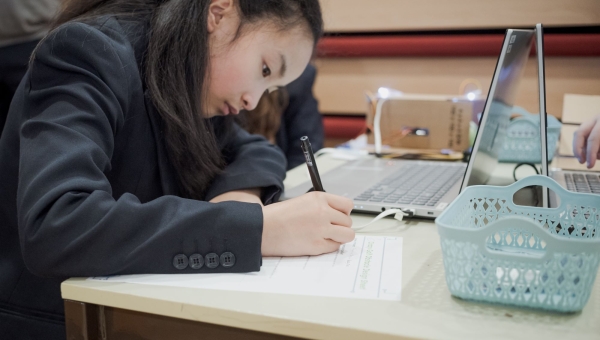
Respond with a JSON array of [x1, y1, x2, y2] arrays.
[[89, 236, 403, 301]]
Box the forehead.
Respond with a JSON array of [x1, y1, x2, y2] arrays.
[[237, 22, 313, 52], [237, 22, 314, 79]]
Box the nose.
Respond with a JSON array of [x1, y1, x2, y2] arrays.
[[241, 91, 261, 111]]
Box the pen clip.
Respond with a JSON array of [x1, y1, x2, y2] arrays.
[[300, 136, 325, 192]]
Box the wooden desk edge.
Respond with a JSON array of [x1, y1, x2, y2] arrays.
[[61, 279, 415, 340]]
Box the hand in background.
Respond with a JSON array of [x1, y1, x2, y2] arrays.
[[573, 114, 600, 169], [261, 192, 354, 256]]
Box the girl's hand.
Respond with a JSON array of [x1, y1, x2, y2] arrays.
[[573, 114, 600, 168], [261, 192, 354, 256]]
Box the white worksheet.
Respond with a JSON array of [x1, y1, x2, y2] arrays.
[[89, 236, 403, 301]]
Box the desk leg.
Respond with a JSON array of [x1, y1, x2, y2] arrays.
[[64, 300, 100, 340]]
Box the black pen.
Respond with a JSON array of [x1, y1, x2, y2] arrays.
[[300, 136, 325, 192]]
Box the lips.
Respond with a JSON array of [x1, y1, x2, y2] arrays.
[[224, 102, 239, 115]]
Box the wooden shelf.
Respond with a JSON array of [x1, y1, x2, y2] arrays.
[[320, 0, 600, 32]]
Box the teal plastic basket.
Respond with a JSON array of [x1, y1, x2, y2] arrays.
[[436, 175, 600, 312], [498, 106, 561, 163]]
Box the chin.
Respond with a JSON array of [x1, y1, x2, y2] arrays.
[[203, 111, 218, 118]]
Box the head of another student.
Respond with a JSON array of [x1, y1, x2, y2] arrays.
[[52, 0, 323, 199]]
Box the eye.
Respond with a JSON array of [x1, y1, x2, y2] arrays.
[[262, 63, 271, 77]]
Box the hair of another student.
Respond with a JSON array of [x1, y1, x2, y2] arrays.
[[44, 0, 323, 199], [236, 88, 290, 144]]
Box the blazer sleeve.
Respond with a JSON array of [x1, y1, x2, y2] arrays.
[[204, 121, 286, 204], [281, 64, 324, 169], [17, 22, 263, 278]]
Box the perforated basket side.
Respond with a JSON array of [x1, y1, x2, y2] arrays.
[[498, 106, 561, 163], [440, 231, 600, 312], [499, 121, 559, 162], [436, 176, 600, 312]]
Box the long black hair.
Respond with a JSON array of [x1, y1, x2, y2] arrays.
[[47, 0, 323, 199]]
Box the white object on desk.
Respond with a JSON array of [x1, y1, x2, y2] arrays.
[[89, 236, 403, 301], [314, 147, 369, 161], [353, 208, 408, 231]]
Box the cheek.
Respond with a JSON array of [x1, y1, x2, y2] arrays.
[[209, 58, 252, 98]]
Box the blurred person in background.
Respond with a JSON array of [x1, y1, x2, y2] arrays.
[[0, 0, 61, 135], [238, 64, 324, 170], [573, 114, 600, 169]]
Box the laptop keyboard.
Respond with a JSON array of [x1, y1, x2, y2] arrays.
[[564, 173, 600, 194], [354, 163, 465, 206]]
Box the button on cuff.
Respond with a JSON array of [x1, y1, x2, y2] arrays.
[[173, 254, 188, 270], [220, 252, 236, 268], [189, 253, 204, 269], [205, 253, 220, 269]]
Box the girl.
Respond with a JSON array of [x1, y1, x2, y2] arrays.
[[0, 0, 354, 338]]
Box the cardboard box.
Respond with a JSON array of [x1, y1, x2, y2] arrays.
[[366, 94, 483, 151], [562, 94, 600, 124]]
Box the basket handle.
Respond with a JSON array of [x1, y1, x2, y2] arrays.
[[473, 216, 557, 263], [511, 106, 537, 117], [505, 175, 569, 209], [511, 106, 561, 128]]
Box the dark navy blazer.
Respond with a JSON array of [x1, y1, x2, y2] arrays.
[[0, 16, 286, 338]]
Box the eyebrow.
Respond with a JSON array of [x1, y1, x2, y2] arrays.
[[279, 53, 287, 78]]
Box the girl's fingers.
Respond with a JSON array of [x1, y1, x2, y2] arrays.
[[328, 207, 353, 228], [323, 193, 353, 215], [324, 224, 356, 244], [316, 238, 342, 255]]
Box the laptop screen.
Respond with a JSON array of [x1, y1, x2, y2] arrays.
[[460, 29, 535, 191], [535, 24, 550, 207]]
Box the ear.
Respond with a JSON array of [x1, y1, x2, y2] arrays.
[[207, 0, 235, 33]]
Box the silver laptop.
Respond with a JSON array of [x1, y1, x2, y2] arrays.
[[533, 24, 600, 202], [283, 28, 535, 218]]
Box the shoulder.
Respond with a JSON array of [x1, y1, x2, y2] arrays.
[[33, 17, 138, 79], [26, 17, 145, 127], [29, 17, 143, 104]]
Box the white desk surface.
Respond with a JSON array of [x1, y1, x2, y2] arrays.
[[62, 155, 600, 340]]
